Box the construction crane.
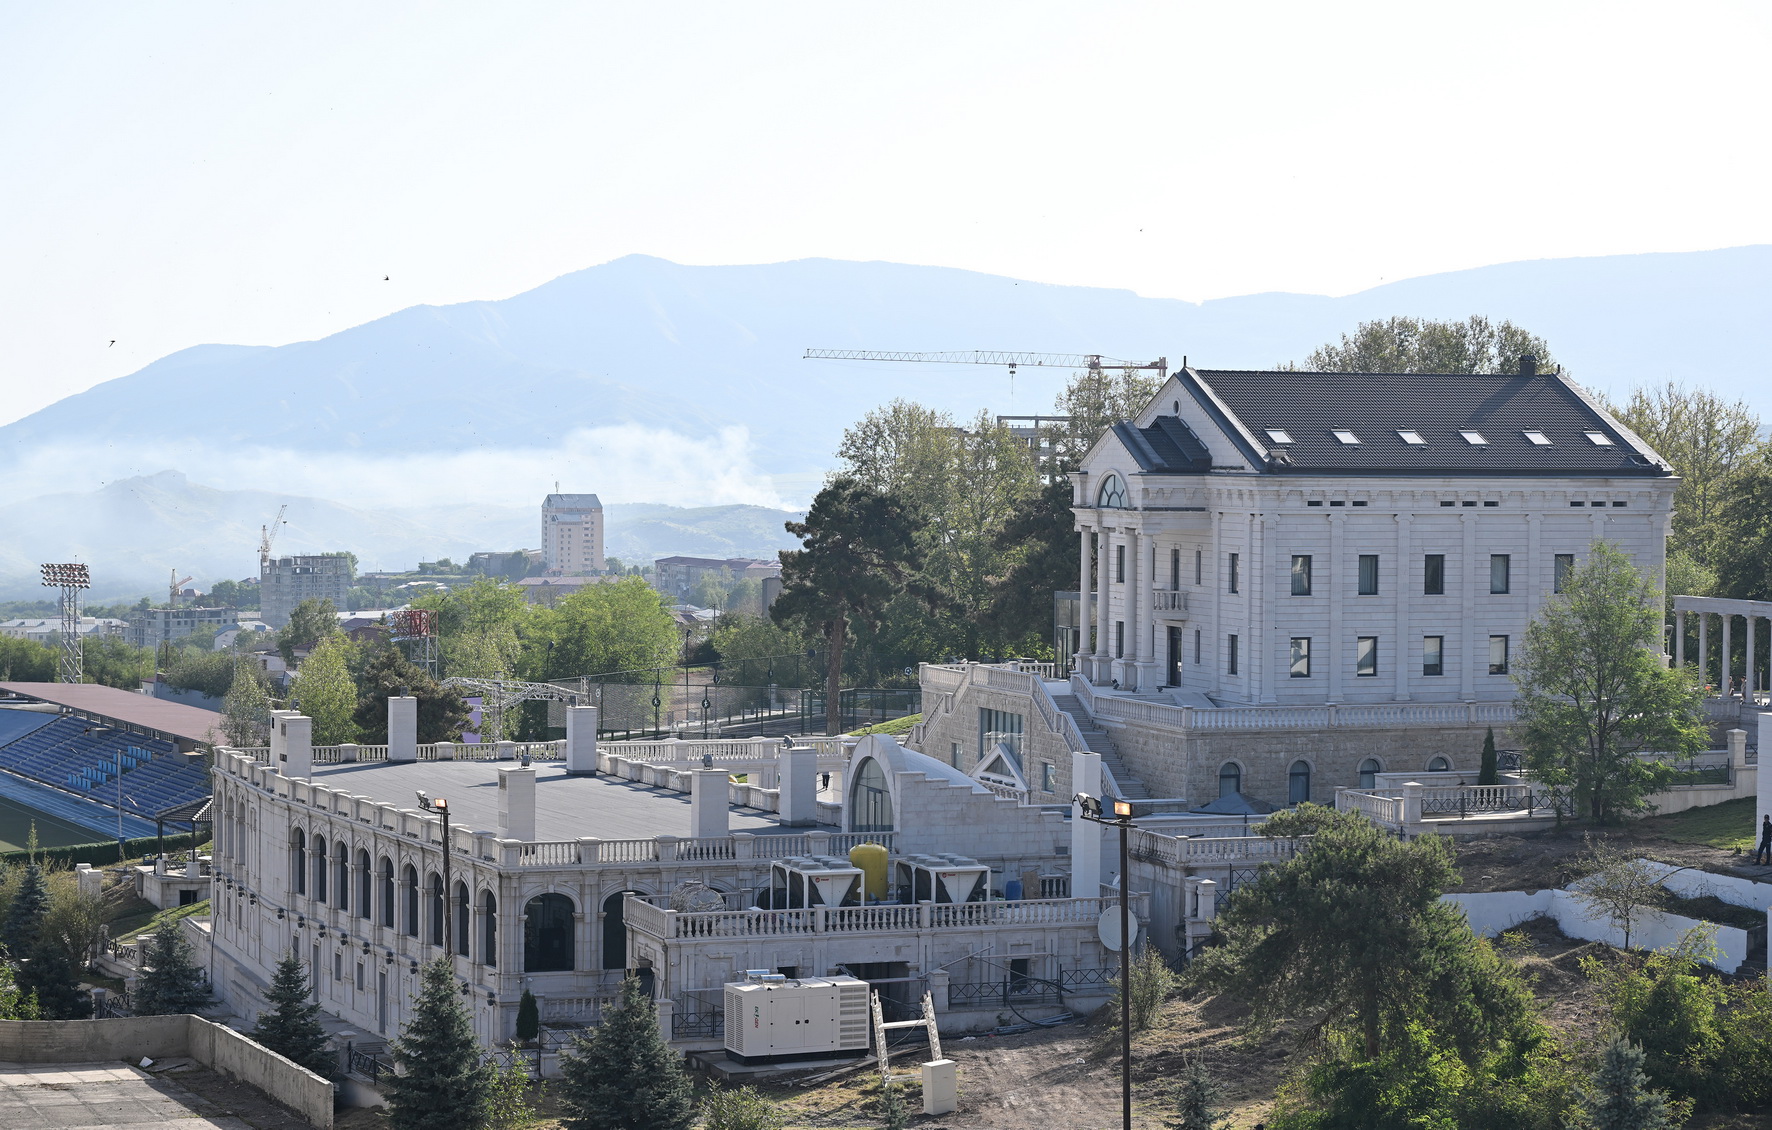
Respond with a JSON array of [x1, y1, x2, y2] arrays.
[[803, 349, 1168, 382], [168, 570, 193, 607], [258, 504, 288, 568]]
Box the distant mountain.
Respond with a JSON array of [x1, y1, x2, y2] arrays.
[[2, 248, 1768, 505], [0, 471, 801, 601]]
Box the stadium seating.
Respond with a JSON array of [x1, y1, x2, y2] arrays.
[[0, 713, 206, 820]]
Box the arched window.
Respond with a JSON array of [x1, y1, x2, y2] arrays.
[[312, 835, 327, 903], [426, 871, 444, 946], [1218, 762, 1241, 798], [1097, 474, 1128, 509], [1358, 758, 1381, 789], [480, 891, 498, 968], [401, 864, 418, 937], [454, 881, 471, 957], [849, 759, 893, 833], [333, 843, 349, 910], [290, 829, 307, 895], [1427, 756, 1450, 773], [356, 850, 372, 918], [524, 893, 576, 972], [378, 857, 395, 927], [1288, 760, 1311, 805], [602, 890, 644, 970]]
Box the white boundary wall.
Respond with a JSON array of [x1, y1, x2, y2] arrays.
[[1443, 889, 1751, 973]]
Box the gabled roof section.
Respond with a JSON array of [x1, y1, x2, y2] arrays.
[[1179, 369, 1671, 477], [1108, 416, 1214, 474]]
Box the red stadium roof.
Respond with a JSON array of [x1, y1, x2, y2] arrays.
[[0, 683, 220, 747]]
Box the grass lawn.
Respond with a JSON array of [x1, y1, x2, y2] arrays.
[[0, 794, 110, 851], [1636, 795, 1758, 851], [848, 712, 921, 737], [108, 897, 212, 944]]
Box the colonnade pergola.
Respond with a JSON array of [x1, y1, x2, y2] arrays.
[[1672, 595, 1772, 705]]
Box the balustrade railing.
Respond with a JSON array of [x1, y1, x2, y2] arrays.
[[632, 894, 1145, 940]]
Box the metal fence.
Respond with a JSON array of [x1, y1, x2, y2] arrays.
[[558, 680, 919, 739]]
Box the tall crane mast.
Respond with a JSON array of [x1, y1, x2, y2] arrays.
[[259, 504, 288, 569], [803, 349, 1168, 381], [168, 570, 193, 607]]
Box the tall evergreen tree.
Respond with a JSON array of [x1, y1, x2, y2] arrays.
[[19, 938, 90, 1019], [386, 957, 493, 1130], [250, 950, 335, 1078], [132, 918, 214, 1015], [1566, 1037, 1682, 1130], [0, 861, 50, 958], [515, 988, 540, 1043], [1478, 726, 1499, 786], [557, 976, 695, 1130]]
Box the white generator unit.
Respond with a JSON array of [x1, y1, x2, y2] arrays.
[[896, 853, 990, 904], [723, 972, 871, 1063], [767, 856, 863, 908]]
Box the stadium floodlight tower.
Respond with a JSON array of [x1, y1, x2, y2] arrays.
[[40, 562, 92, 683]]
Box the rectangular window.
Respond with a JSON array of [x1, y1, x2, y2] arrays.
[[1171, 548, 1180, 589], [978, 708, 1024, 761], [1423, 636, 1444, 677], [1115, 544, 1125, 584], [1490, 554, 1511, 594], [1424, 554, 1445, 595], [1554, 553, 1574, 594], [1193, 628, 1201, 664], [1489, 635, 1509, 675], [1041, 762, 1055, 792], [950, 741, 961, 768], [1291, 555, 1312, 596], [1356, 636, 1378, 677], [1227, 634, 1239, 675], [1289, 637, 1312, 678], [1228, 553, 1240, 594], [1115, 621, 1124, 658], [356, 961, 366, 992], [1194, 549, 1203, 585], [1358, 554, 1379, 595]]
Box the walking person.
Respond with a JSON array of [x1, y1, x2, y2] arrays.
[[1756, 815, 1772, 866]]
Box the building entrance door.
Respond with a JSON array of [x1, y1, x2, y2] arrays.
[[1167, 626, 1182, 687]]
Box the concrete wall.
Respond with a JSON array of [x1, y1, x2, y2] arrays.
[[0, 1015, 333, 1129], [1443, 889, 1751, 973]]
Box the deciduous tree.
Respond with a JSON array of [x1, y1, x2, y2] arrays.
[[1610, 381, 1764, 568], [352, 649, 470, 743], [279, 598, 341, 664], [1290, 314, 1558, 377], [295, 635, 359, 744], [1514, 543, 1705, 823], [221, 659, 272, 747]]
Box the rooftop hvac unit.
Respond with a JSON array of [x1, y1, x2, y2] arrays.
[[722, 972, 871, 1063], [896, 853, 989, 904], [765, 856, 863, 908]]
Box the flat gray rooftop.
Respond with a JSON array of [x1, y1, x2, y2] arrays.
[[0, 1062, 304, 1130], [311, 760, 787, 841]]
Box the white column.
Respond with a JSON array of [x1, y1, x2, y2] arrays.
[[1747, 615, 1758, 704], [1078, 526, 1094, 676], [1255, 511, 1274, 703], [1699, 612, 1710, 693], [1675, 609, 1686, 670], [1723, 614, 1734, 697], [1328, 512, 1345, 701], [1070, 752, 1103, 892], [1095, 528, 1113, 680], [1393, 509, 1411, 701], [1459, 514, 1477, 701], [1116, 527, 1140, 687]]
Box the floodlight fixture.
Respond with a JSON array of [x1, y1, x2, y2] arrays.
[[1073, 792, 1102, 820], [415, 791, 431, 810], [432, 797, 447, 811], [1113, 799, 1135, 819], [39, 562, 91, 589]]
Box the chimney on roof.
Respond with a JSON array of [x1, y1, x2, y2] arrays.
[[1518, 354, 1539, 377]]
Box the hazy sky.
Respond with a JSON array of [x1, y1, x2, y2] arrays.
[[3, 1, 1768, 427]]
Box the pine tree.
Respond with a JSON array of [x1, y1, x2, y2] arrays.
[[1566, 1037, 1681, 1130], [1167, 1059, 1230, 1130], [132, 918, 214, 1015], [515, 988, 540, 1043], [250, 950, 335, 1079], [386, 957, 493, 1130], [0, 861, 50, 958], [557, 976, 695, 1130], [1479, 726, 1500, 786], [19, 941, 91, 1019]]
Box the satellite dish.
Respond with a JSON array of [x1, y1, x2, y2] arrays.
[[1097, 907, 1138, 952]]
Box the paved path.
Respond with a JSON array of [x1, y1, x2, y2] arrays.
[[0, 1062, 266, 1130]]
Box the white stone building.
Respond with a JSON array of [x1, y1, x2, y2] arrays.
[[909, 360, 1678, 808], [543, 493, 605, 576]]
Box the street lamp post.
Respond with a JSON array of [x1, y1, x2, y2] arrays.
[[416, 793, 452, 957], [1075, 792, 1136, 1130]]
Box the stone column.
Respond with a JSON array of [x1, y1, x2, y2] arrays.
[[1132, 528, 1163, 691], [1459, 513, 1477, 701], [1699, 612, 1710, 693], [1328, 512, 1345, 701], [1070, 752, 1103, 893], [1116, 527, 1140, 688], [1748, 615, 1758, 704], [1078, 526, 1094, 678], [1394, 510, 1411, 701], [388, 697, 418, 762], [1675, 609, 1686, 670], [1094, 528, 1113, 682], [1723, 613, 1735, 698]]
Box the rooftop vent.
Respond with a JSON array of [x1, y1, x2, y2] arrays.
[[1519, 354, 1539, 377]]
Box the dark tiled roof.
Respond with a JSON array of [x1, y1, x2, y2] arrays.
[[1110, 416, 1213, 474], [1184, 369, 1669, 477]]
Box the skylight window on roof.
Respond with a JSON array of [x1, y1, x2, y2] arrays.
[[1397, 430, 1426, 445], [1584, 430, 1615, 446], [1460, 430, 1488, 445], [1523, 430, 1552, 445], [1331, 429, 1361, 445], [1265, 429, 1294, 445]]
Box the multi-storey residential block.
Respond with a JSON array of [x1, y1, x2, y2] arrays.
[[126, 607, 240, 649], [260, 555, 353, 629], [543, 494, 604, 575]]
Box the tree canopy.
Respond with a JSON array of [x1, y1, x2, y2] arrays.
[[1289, 315, 1558, 376]]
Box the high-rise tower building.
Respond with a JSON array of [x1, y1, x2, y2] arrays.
[[543, 494, 605, 575]]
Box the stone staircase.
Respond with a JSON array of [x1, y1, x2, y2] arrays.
[[1050, 693, 1150, 800]]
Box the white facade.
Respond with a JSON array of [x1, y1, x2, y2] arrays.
[[543, 493, 605, 576]]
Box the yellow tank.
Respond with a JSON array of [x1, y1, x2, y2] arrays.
[[849, 842, 889, 902]]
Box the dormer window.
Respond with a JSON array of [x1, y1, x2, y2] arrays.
[[1265, 428, 1294, 444], [1460, 430, 1488, 445], [1096, 473, 1128, 509], [1585, 430, 1614, 446], [1331, 429, 1361, 445], [1397, 429, 1426, 445], [1522, 430, 1552, 445]]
